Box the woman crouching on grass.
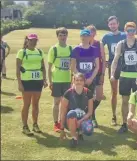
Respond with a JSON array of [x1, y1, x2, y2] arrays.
[[16, 34, 48, 136], [60, 73, 94, 148]]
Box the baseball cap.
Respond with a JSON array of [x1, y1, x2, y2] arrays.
[[27, 33, 38, 40], [80, 29, 91, 36]]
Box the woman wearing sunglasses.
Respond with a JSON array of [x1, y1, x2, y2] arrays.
[[111, 22, 137, 134]]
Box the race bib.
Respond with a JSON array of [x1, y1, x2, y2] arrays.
[[75, 108, 86, 119], [124, 51, 137, 65], [31, 71, 40, 80], [80, 62, 93, 71], [60, 58, 70, 69], [111, 43, 117, 54]]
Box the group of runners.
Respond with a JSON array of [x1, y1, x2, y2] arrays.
[[1, 16, 137, 148]]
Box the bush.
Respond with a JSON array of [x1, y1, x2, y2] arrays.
[[1, 20, 31, 36]]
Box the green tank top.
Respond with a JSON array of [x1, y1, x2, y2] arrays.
[[16, 48, 44, 81]]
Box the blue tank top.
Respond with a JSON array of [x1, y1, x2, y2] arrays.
[[102, 31, 126, 63]]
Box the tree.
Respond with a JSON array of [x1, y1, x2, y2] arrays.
[[1, 0, 15, 7]]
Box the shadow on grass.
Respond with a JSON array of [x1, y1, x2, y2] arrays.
[[1, 105, 14, 113], [34, 125, 137, 155], [1, 91, 16, 96]]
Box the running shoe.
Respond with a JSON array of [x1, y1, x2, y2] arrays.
[[111, 116, 117, 126], [118, 124, 128, 134], [54, 122, 61, 133], [92, 119, 98, 128], [70, 138, 78, 148], [22, 125, 34, 136], [33, 123, 42, 133]]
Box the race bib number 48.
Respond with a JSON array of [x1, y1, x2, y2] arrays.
[[111, 43, 117, 55], [80, 62, 93, 71], [124, 51, 137, 65], [60, 58, 70, 69], [31, 71, 40, 79]]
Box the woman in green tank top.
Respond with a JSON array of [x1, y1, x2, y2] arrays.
[[16, 33, 48, 136]]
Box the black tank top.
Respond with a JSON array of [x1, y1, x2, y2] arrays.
[[121, 39, 137, 73]]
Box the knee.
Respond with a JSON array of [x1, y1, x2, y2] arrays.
[[81, 120, 94, 136], [122, 99, 128, 107], [112, 91, 117, 96], [54, 99, 60, 107], [32, 102, 39, 109], [67, 110, 77, 119], [22, 103, 30, 110]]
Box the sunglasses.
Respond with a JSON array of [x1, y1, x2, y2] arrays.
[[126, 29, 136, 33]]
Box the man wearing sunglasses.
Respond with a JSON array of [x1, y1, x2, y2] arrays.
[[111, 22, 137, 133]]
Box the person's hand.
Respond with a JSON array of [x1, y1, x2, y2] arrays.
[[18, 82, 24, 92], [49, 82, 53, 90], [43, 80, 48, 88], [106, 61, 109, 68], [110, 75, 115, 82], [60, 130, 67, 140], [127, 118, 133, 126], [99, 74, 104, 85], [85, 78, 93, 86]]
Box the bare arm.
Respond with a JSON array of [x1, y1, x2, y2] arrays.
[[48, 63, 52, 84], [70, 58, 78, 74], [80, 98, 93, 122], [127, 104, 136, 120], [100, 42, 106, 74], [111, 42, 122, 77], [5, 43, 11, 57], [60, 97, 69, 129], [89, 57, 99, 82], [41, 59, 47, 81], [16, 58, 22, 84]]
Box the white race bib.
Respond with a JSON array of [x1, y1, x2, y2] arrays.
[[111, 43, 117, 54], [124, 51, 137, 65], [75, 108, 86, 119], [60, 58, 70, 69], [80, 62, 93, 71], [31, 71, 40, 80]]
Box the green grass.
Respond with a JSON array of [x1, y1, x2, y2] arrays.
[[1, 28, 137, 160]]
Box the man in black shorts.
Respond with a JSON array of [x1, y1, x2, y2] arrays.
[[48, 27, 72, 132], [111, 22, 137, 133]]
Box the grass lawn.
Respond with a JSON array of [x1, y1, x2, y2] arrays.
[[1, 28, 137, 160]]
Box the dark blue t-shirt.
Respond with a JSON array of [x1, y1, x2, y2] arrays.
[[102, 31, 126, 63]]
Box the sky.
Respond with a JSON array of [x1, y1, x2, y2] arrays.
[[14, 1, 28, 4]]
